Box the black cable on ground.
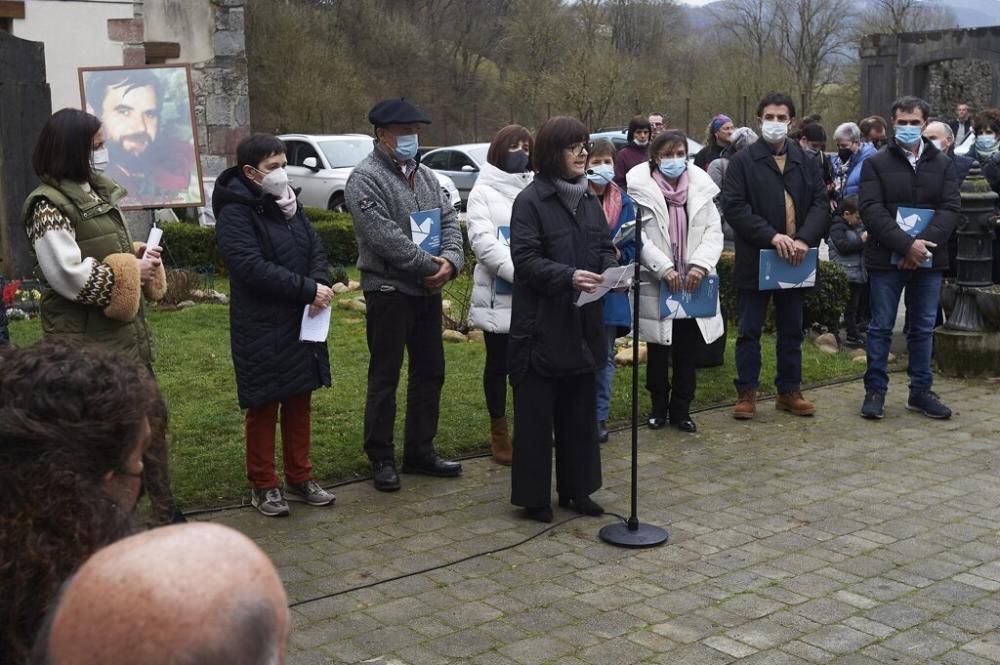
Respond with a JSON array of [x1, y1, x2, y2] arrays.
[[183, 369, 888, 518], [287, 514, 589, 608]]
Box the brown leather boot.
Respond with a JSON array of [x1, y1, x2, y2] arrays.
[[490, 416, 512, 465], [734, 390, 757, 420], [776, 391, 816, 416]]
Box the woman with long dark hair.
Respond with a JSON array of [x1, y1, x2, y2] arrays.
[[508, 117, 617, 522], [467, 124, 534, 465], [0, 341, 158, 662], [21, 108, 182, 524]]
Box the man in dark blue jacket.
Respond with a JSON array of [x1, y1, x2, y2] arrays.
[[859, 96, 960, 420], [721, 91, 830, 420]]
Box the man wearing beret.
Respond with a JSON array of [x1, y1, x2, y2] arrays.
[[346, 98, 465, 492]]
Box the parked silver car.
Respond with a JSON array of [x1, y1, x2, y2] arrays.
[[278, 133, 461, 212], [589, 129, 703, 161], [420, 143, 490, 208]]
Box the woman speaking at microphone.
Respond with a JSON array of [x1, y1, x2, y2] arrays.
[[508, 117, 617, 523]]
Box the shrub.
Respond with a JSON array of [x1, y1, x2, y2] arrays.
[[162, 268, 203, 306], [160, 223, 223, 272], [716, 252, 850, 333]]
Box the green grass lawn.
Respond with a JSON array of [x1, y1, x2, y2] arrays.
[[7, 279, 863, 508]]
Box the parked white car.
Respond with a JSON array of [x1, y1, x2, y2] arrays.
[[420, 143, 489, 207], [278, 133, 460, 212]]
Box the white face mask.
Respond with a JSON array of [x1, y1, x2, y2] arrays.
[[91, 147, 110, 174], [761, 120, 788, 144], [259, 167, 289, 197]]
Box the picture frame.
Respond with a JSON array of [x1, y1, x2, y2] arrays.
[[79, 64, 204, 210]]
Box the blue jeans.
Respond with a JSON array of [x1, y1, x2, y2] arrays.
[[865, 269, 942, 393], [595, 326, 617, 421], [734, 288, 804, 394]]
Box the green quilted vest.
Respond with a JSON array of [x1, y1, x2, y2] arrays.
[[21, 175, 154, 367]]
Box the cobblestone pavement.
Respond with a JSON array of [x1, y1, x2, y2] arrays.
[[210, 377, 1000, 664]]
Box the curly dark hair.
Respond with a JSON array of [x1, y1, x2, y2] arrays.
[[0, 340, 159, 663]]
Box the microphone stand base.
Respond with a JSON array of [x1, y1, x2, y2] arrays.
[[599, 521, 669, 549]]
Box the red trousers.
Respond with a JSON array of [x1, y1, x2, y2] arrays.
[[245, 392, 313, 489]]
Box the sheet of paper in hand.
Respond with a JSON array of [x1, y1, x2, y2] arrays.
[[758, 248, 818, 290], [890, 207, 934, 268], [495, 226, 513, 295], [660, 274, 719, 319], [410, 208, 442, 255]]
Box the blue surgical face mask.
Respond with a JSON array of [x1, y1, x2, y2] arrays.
[[392, 134, 419, 161], [586, 164, 614, 183], [658, 157, 687, 179], [975, 134, 998, 151], [894, 124, 923, 147]]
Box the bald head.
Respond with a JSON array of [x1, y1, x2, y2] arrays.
[[923, 121, 954, 152], [37, 523, 289, 665]]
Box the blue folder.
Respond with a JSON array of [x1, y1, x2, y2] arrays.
[[890, 207, 934, 268], [495, 226, 512, 294], [660, 274, 719, 319], [410, 207, 441, 255], [758, 248, 818, 290]]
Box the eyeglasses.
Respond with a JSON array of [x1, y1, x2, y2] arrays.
[[565, 143, 588, 156]]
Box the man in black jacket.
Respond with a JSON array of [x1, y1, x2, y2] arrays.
[[721, 92, 830, 420], [859, 96, 960, 420]]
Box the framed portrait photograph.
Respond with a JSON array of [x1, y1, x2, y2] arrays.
[[79, 64, 204, 210]]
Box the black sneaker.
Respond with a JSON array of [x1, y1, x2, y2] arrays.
[[845, 334, 866, 349], [907, 390, 952, 419], [372, 460, 401, 492], [861, 389, 885, 419], [597, 420, 609, 444]]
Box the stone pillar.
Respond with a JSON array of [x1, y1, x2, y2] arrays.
[[190, 0, 250, 180]]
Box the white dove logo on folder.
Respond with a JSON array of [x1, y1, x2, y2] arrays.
[[896, 210, 921, 233], [409, 208, 441, 254], [411, 217, 432, 246]]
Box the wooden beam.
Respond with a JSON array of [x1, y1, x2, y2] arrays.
[[0, 1, 25, 20], [143, 41, 180, 62]]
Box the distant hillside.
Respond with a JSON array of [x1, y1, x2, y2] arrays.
[[680, 0, 1000, 30]]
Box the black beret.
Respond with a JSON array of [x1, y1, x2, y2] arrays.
[[801, 123, 826, 142], [368, 98, 431, 127]]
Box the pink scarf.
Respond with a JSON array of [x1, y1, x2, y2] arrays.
[[275, 185, 297, 219], [599, 182, 624, 230], [652, 170, 690, 277]]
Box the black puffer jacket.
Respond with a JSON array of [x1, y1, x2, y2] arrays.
[[508, 177, 617, 384], [858, 139, 960, 271], [720, 138, 830, 287], [213, 168, 332, 408]]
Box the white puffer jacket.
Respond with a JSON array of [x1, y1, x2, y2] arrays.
[[467, 161, 533, 333], [626, 162, 725, 346]]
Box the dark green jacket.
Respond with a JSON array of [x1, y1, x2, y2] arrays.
[[21, 176, 155, 366]]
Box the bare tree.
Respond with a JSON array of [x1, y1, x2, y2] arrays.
[[859, 0, 957, 36], [776, 0, 853, 114]]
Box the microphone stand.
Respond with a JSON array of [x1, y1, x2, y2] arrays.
[[597, 196, 668, 549]]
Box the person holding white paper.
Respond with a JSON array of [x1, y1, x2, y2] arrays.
[[858, 96, 960, 421], [720, 92, 830, 420], [214, 134, 335, 516], [627, 130, 724, 433], [467, 125, 534, 466]]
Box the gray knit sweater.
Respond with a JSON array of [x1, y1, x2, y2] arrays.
[[345, 146, 464, 295]]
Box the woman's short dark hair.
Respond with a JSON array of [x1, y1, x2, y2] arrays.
[[973, 109, 1000, 136], [486, 124, 533, 169], [649, 130, 687, 162], [587, 138, 617, 162], [0, 340, 157, 662], [756, 91, 797, 120], [626, 114, 652, 143], [532, 116, 588, 180], [236, 133, 287, 170], [32, 108, 102, 185]]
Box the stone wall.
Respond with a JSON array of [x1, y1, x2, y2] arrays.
[[926, 59, 994, 118]]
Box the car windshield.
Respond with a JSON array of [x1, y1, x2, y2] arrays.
[[318, 139, 374, 168], [467, 145, 488, 164]]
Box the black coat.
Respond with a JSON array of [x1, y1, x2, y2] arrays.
[[858, 139, 960, 271], [508, 177, 617, 384], [720, 139, 830, 287], [213, 168, 332, 408]]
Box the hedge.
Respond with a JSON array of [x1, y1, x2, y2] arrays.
[[161, 207, 469, 274]]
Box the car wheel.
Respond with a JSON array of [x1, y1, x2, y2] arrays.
[[328, 192, 347, 212]]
